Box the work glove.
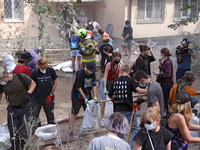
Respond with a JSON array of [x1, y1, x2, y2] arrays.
[[134, 98, 145, 105], [45, 94, 52, 104], [104, 87, 107, 96], [94, 96, 100, 103], [122, 39, 125, 42], [95, 50, 100, 55], [85, 98, 88, 105], [79, 50, 84, 55], [121, 34, 123, 37], [24, 92, 31, 104]]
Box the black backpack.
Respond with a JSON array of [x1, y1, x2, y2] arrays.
[[129, 56, 143, 78], [87, 22, 94, 31]]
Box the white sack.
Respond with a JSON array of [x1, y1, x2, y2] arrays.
[[79, 100, 100, 133], [35, 124, 57, 141], [2, 52, 16, 73], [0, 122, 11, 150]]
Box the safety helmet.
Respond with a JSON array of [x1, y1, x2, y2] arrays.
[[77, 29, 87, 38]]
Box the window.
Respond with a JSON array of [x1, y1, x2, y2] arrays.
[[137, 0, 165, 22], [3, 0, 24, 22], [174, 0, 199, 20]]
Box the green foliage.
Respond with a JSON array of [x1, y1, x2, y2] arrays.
[[168, 3, 200, 30], [24, 0, 81, 50]]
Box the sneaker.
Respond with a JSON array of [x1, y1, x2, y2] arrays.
[[73, 70, 76, 74], [123, 53, 128, 56], [100, 119, 105, 127], [68, 131, 73, 137]]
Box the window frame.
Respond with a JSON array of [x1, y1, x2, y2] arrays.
[[137, 0, 165, 23], [3, 0, 24, 23], [174, 0, 199, 21]]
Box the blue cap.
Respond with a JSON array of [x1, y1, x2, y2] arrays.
[[181, 38, 191, 45]]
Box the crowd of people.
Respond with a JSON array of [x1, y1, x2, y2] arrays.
[[0, 18, 199, 150]]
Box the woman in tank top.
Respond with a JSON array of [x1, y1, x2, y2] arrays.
[[99, 52, 121, 126], [168, 91, 200, 150]]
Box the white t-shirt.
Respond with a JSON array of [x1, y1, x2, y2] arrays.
[[89, 21, 99, 29]]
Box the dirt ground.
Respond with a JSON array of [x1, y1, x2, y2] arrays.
[[1, 51, 200, 150]]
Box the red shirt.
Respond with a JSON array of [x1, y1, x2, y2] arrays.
[[107, 63, 120, 81], [12, 65, 31, 77]]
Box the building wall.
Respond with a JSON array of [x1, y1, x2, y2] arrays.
[[94, 0, 126, 38], [132, 0, 200, 39], [0, 0, 57, 40], [75, 2, 95, 22]]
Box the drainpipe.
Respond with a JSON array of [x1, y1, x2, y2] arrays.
[[128, 0, 132, 22]]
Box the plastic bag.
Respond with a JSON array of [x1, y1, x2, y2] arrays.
[[103, 101, 113, 119], [0, 122, 11, 150], [79, 100, 100, 133], [35, 124, 57, 141], [2, 52, 16, 73], [190, 113, 199, 137]]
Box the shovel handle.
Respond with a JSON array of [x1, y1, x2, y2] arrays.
[[126, 110, 136, 143], [127, 103, 138, 143]]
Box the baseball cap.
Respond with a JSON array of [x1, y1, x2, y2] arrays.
[[181, 38, 191, 45], [184, 71, 194, 79], [175, 91, 191, 104], [86, 62, 97, 72]]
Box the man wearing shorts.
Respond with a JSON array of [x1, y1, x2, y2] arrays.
[[121, 20, 133, 59], [69, 62, 97, 136]]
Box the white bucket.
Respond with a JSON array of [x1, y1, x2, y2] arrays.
[[35, 124, 57, 141]]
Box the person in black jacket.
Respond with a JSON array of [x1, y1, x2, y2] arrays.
[[134, 45, 156, 78]]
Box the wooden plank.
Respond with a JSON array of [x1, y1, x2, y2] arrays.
[[42, 113, 84, 125]]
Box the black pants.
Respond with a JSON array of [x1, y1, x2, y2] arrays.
[[7, 102, 32, 150], [100, 48, 107, 71], [32, 95, 55, 125], [161, 80, 172, 114]]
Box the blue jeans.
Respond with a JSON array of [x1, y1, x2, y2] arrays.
[[176, 68, 190, 81], [99, 78, 107, 99], [117, 111, 138, 150]]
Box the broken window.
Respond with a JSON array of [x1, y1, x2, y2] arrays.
[[3, 0, 24, 22], [174, 0, 199, 20], [137, 0, 165, 22]]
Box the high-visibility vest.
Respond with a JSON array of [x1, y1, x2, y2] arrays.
[[81, 56, 96, 62]]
